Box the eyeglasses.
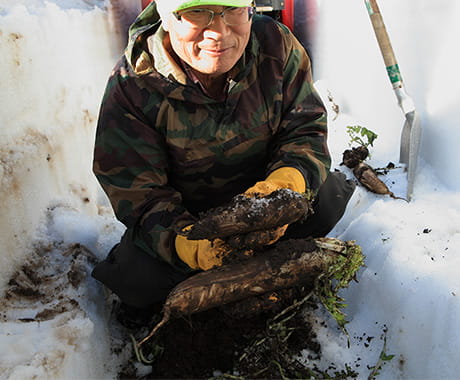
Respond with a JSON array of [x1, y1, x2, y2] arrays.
[[173, 6, 255, 28]]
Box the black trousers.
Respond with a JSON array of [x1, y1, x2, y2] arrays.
[[91, 171, 355, 309]]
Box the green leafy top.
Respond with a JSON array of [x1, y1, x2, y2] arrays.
[[347, 125, 378, 148]]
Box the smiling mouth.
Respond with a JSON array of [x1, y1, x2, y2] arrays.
[[200, 46, 232, 56]]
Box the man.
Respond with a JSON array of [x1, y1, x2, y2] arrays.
[[92, 0, 355, 327]]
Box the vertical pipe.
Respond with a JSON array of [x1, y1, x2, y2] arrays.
[[281, 0, 295, 31]]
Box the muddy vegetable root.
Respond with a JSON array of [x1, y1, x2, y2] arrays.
[[342, 146, 406, 201], [353, 162, 406, 200], [136, 237, 359, 350], [181, 188, 312, 241]]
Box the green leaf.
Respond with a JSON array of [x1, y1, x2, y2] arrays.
[[381, 353, 395, 361], [346, 125, 378, 148]]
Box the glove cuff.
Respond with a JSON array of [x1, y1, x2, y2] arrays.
[[175, 226, 226, 270], [175, 233, 200, 270], [266, 167, 306, 193]]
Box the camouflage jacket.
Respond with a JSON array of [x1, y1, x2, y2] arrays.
[[93, 3, 330, 272]]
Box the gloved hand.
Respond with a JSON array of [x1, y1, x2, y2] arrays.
[[175, 225, 234, 270], [244, 167, 306, 197], [242, 167, 306, 245]]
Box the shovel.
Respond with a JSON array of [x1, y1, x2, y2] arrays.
[[365, 0, 421, 200]]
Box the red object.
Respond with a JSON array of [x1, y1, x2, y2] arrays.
[[280, 0, 294, 31], [142, 0, 153, 9]]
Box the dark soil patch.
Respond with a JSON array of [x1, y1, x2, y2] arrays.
[[341, 145, 369, 168], [222, 238, 318, 266], [129, 287, 321, 379], [7, 284, 43, 299], [35, 299, 79, 321]]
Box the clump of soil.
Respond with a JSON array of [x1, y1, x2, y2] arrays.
[[133, 287, 321, 379], [341, 145, 369, 168], [222, 237, 317, 266]]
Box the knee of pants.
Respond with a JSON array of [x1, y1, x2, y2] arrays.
[[92, 229, 192, 308]]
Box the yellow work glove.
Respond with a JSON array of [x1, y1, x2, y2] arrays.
[[243, 167, 306, 245], [244, 167, 306, 197], [175, 226, 233, 271]]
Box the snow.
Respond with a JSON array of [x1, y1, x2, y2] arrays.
[[1, 0, 460, 379]]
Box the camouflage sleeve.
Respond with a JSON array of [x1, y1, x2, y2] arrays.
[[93, 61, 194, 271], [267, 23, 331, 193]]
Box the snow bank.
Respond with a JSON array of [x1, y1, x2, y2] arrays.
[[0, 204, 125, 379], [330, 186, 460, 379], [0, 1, 117, 292]]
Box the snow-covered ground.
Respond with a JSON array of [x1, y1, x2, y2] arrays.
[[1, 0, 460, 379]]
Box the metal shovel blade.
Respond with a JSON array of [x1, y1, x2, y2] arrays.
[[400, 109, 421, 200], [365, 0, 421, 200]]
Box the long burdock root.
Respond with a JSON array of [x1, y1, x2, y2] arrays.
[[181, 188, 312, 241], [136, 238, 361, 350]]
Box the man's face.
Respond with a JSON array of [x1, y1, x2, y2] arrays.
[[164, 6, 252, 76]]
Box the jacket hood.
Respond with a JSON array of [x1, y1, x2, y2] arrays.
[[125, 1, 162, 75]]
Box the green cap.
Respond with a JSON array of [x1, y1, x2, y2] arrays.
[[156, 0, 253, 18]]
